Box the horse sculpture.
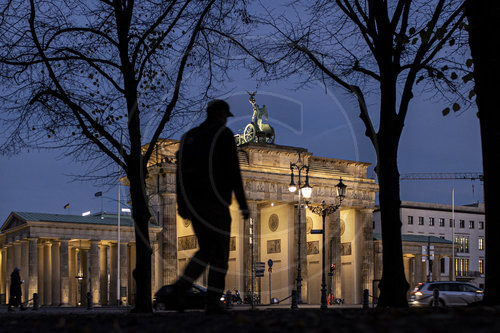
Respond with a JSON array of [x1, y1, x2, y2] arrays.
[[235, 91, 275, 146]]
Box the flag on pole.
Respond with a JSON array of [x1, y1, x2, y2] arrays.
[[94, 191, 103, 197], [63, 203, 70, 209]]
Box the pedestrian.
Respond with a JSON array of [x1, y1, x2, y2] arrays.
[[175, 99, 249, 314], [8, 267, 26, 311]]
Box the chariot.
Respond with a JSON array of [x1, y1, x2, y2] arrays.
[[235, 92, 275, 146]]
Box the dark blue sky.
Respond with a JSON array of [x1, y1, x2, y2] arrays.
[[0, 81, 482, 222]]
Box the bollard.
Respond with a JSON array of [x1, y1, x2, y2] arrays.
[[432, 288, 440, 308], [86, 292, 92, 310], [33, 293, 39, 310], [291, 290, 298, 310], [362, 289, 369, 310], [225, 290, 232, 310]]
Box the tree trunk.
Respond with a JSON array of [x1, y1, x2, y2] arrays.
[[375, 72, 409, 307], [376, 134, 410, 307], [466, 0, 500, 305], [128, 168, 153, 313]]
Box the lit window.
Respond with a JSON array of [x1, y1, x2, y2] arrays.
[[429, 217, 435, 226], [479, 259, 484, 274], [456, 236, 469, 253], [479, 221, 484, 230], [456, 258, 470, 277], [439, 218, 445, 227], [479, 238, 484, 250], [418, 216, 424, 225], [469, 220, 475, 229], [408, 216, 413, 225], [459, 220, 465, 228]]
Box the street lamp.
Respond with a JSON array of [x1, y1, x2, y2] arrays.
[[288, 153, 312, 303], [308, 178, 346, 310]]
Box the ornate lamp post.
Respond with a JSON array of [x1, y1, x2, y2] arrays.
[[308, 178, 346, 310], [288, 153, 312, 303]]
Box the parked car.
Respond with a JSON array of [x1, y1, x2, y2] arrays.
[[153, 284, 207, 311], [409, 281, 483, 307]]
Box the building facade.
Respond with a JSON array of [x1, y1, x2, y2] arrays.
[[373, 201, 485, 289], [0, 212, 161, 306], [147, 140, 378, 305]]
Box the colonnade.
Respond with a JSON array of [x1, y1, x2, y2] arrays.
[[0, 239, 147, 306]]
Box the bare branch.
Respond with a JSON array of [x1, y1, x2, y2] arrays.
[[143, 0, 216, 165]]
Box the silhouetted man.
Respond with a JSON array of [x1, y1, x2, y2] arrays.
[[176, 99, 249, 313], [8, 267, 25, 311]]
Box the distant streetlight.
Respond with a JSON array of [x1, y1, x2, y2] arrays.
[[288, 152, 312, 303], [308, 178, 346, 310]]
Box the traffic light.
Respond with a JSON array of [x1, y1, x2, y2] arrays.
[[330, 264, 336, 272]]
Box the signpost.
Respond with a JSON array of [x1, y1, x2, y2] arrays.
[[268, 259, 273, 304], [422, 237, 435, 282]]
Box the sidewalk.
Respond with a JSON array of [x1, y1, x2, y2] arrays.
[[1, 304, 500, 333]]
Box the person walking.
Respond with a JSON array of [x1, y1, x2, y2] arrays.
[[175, 99, 249, 314], [8, 267, 26, 311]]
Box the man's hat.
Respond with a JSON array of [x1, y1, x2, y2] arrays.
[[206, 99, 233, 118]]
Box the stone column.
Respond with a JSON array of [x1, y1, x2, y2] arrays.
[[0, 248, 5, 302], [89, 240, 100, 306], [6, 245, 14, 303], [21, 240, 29, 303], [120, 242, 128, 303], [68, 247, 77, 306], [326, 209, 341, 299], [0, 246, 10, 303], [59, 240, 69, 305], [27, 238, 38, 298], [415, 254, 423, 283], [37, 243, 44, 304], [109, 243, 117, 304], [80, 249, 88, 306], [7, 244, 14, 303], [99, 245, 108, 306], [162, 195, 177, 285], [152, 241, 159, 296], [51, 241, 61, 305], [243, 201, 257, 296], [43, 242, 52, 305], [128, 243, 137, 305], [359, 209, 374, 295]]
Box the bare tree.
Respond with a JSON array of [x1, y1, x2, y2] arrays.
[[465, 0, 500, 305], [0, 0, 254, 313], [256, 0, 471, 307]]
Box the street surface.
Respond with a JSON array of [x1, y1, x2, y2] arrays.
[[1, 304, 500, 332]]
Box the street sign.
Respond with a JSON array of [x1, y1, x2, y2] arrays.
[[255, 262, 265, 269], [268, 259, 273, 268], [255, 262, 265, 277], [311, 229, 323, 234]]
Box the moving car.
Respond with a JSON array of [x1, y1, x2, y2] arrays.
[[153, 284, 207, 311], [409, 281, 483, 307]]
